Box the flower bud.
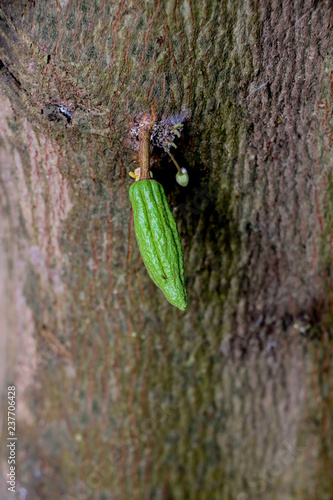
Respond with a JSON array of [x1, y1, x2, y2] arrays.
[[176, 168, 189, 187]]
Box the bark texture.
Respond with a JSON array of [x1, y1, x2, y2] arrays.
[[0, 1, 333, 499]]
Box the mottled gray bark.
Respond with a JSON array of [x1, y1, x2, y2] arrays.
[[0, 1, 333, 499]]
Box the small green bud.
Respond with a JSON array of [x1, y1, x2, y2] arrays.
[[176, 168, 189, 187]]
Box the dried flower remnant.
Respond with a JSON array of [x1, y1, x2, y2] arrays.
[[150, 115, 186, 150], [130, 113, 188, 151], [130, 113, 189, 186]]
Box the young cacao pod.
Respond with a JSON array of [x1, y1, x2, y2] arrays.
[[129, 179, 187, 310]]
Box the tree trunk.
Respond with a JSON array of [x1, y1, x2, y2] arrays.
[[0, 1, 333, 499]]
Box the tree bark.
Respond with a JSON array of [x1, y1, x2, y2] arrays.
[[0, 1, 333, 499]]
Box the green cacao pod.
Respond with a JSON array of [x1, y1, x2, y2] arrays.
[[129, 179, 187, 310]]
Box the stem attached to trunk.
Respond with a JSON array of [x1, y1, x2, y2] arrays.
[[139, 127, 151, 180]]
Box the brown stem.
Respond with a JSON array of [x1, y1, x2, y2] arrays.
[[139, 127, 151, 180], [166, 149, 182, 174]]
